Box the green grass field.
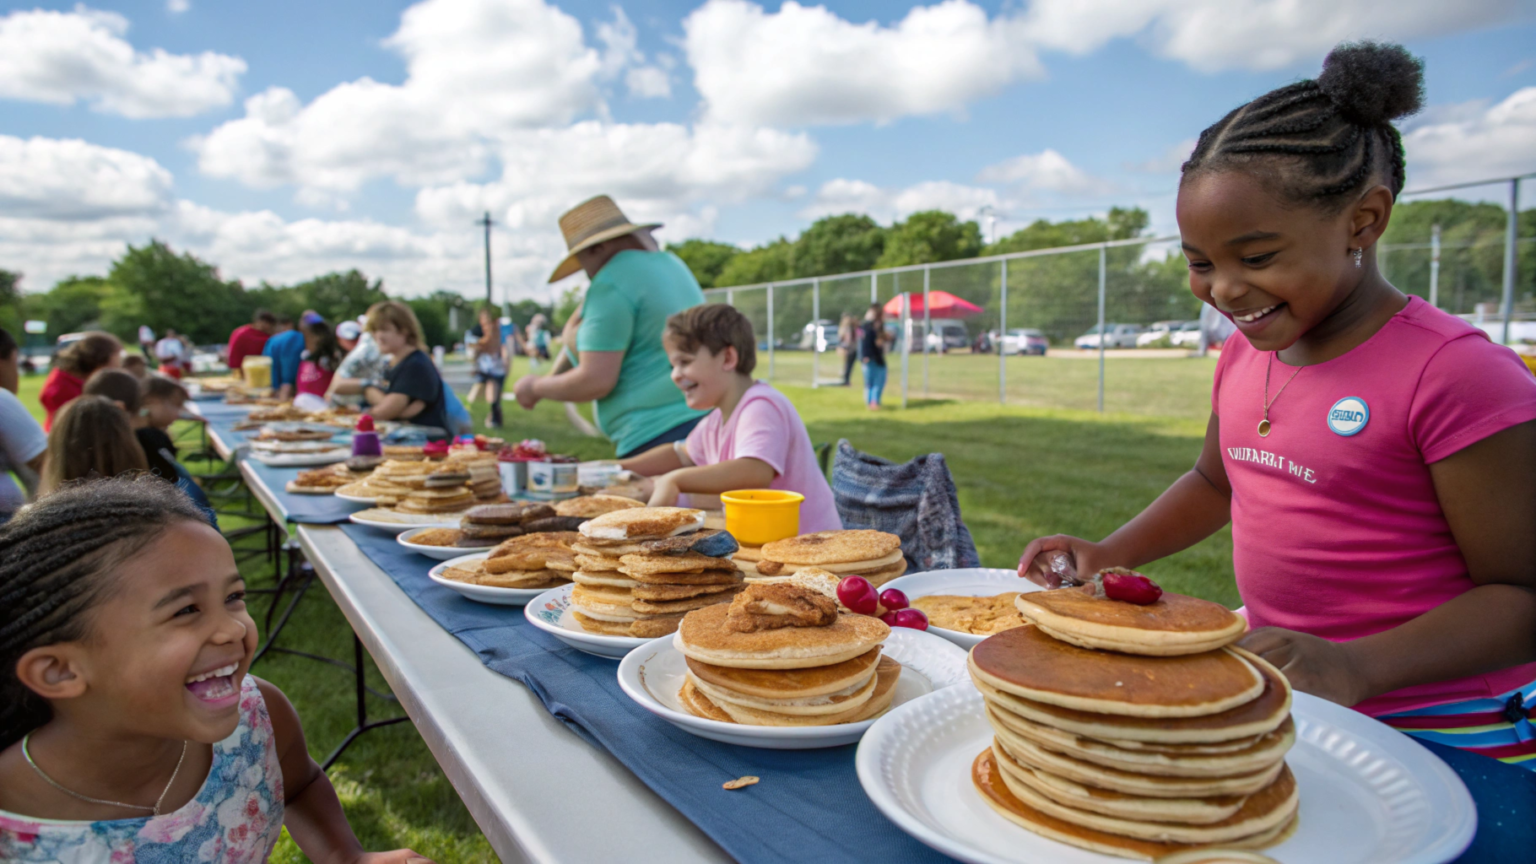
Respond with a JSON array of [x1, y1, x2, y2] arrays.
[[12, 362, 1231, 863]]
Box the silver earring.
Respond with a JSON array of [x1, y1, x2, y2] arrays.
[[1352, 247, 1363, 268]]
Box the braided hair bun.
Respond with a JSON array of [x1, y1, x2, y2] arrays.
[[1317, 41, 1424, 127]]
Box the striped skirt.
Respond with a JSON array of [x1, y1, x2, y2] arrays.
[[1378, 680, 1536, 770]]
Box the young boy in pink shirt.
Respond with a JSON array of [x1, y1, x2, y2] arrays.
[[1020, 44, 1536, 768], [620, 304, 841, 534]]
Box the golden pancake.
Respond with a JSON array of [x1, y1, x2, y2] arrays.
[[755, 549, 906, 575], [409, 528, 463, 547], [438, 565, 483, 584], [737, 559, 763, 577], [677, 603, 891, 669], [572, 611, 638, 635], [579, 506, 705, 541], [997, 751, 1298, 844], [975, 749, 1298, 859], [570, 584, 638, 620], [627, 567, 743, 586], [464, 502, 553, 524], [914, 593, 1024, 636], [630, 614, 687, 638], [991, 723, 1286, 799], [571, 570, 639, 588], [733, 544, 764, 562], [858, 559, 909, 587], [633, 579, 746, 602], [1016, 588, 1247, 656], [685, 648, 882, 699], [574, 553, 625, 572], [620, 552, 736, 575], [475, 569, 567, 589], [974, 649, 1292, 744], [995, 757, 1247, 826], [679, 678, 735, 722], [688, 664, 879, 716], [571, 541, 640, 557], [692, 656, 901, 726], [969, 626, 1263, 718], [760, 530, 901, 565], [631, 584, 745, 615], [989, 705, 1295, 778], [487, 531, 579, 570], [555, 494, 644, 518]]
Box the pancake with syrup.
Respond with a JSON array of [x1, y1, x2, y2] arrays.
[[973, 648, 1292, 746], [1015, 584, 1247, 656], [969, 625, 1263, 718], [982, 747, 1299, 847], [676, 601, 888, 669]]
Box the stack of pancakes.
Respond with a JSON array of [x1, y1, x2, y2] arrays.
[[441, 530, 579, 589], [451, 503, 555, 548], [751, 530, 907, 587], [570, 507, 745, 638], [969, 588, 1298, 859], [442, 452, 503, 502], [731, 544, 764, 578], [674, 582, 902, 726]]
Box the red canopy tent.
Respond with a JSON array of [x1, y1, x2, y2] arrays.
[[882, 290, 984, 318]]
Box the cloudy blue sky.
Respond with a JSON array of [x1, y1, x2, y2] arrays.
[[3, 0, 1533, 301]]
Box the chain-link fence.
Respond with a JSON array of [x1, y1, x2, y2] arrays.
[[701, 184, 1532, 423]]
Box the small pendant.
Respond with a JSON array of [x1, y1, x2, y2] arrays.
[[1257, 419, 1271, 437]]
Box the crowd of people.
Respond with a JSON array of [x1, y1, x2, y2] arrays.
[[0, 40, 1532, 863]]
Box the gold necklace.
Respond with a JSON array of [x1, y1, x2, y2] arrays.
[[22, 733, 189, 817], [1259, 353, 1303, 437]]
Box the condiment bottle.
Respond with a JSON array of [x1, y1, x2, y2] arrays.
[[352, 414, 381, 457]]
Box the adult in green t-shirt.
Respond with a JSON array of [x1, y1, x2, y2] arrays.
[[512, 196, 706, 456]]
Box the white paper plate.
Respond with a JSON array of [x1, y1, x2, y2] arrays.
[[347, 509, 463, 532], [617, 626, 968, 749], [427, 553, 553, 605], [524, 583, 649, 659], [249, 448, 350, 467], [334, 490, 379, 504], [879, 568, 1042, 649], [399, 527, 493, 560], [855, 687, 1476, 864]]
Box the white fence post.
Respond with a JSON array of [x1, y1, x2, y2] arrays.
[[870, 272, 877, 303], [811, 278, 820, 388], [1097, 244, 1107, 413], [900, 292, 910, 409], [998, 258, 1007, 404], [767, 283, 776, 380], [1429, 224, 1440, 309], [1501, 178, 1519, 345], [922, 266, 931, 396]]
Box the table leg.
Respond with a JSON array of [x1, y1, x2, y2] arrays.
[[321, 634, 410, 771]]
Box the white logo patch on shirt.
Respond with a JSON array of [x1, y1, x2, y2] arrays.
[[1327, 397, 1369, 436]]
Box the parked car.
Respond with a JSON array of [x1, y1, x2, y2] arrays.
[[1000, 328, 1048, 356], [920, 319, 970, 353], [1074, 323, 1144, 349], [798, 320, 840, 352], [1136, 320, 1199, 347], [1169, 321, 1203, 347]]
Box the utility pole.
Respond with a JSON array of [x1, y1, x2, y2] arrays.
[[1428, 223, 1440, 309], [476, 211, 494, 307]]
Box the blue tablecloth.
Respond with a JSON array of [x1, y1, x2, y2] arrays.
[[244, 460, 366, 525], [339, 523, 954, 864], [336, 525, 1531, 864]]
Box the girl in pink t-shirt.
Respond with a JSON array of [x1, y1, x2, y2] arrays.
[[1020, 43, 1536, 768], [620, 304, 841, 534]]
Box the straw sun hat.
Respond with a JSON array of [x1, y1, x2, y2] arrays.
[[547, 195, 661, 283]]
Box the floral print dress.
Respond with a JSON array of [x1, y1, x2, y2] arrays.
[[0, 676, 285, 863]]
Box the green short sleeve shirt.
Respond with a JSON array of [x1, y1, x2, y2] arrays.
[[576, 250, 706, 455]]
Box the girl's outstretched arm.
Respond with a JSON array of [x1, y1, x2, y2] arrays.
[[1242, 420, 1536, 705], [258, 679, 431, 864], [1020, 412, 1233, 583]]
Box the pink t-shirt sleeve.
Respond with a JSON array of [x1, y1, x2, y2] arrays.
[[1210, 338, 1238, 414], [727, 397, 791, 477], [1410, 334, 1536, 464]]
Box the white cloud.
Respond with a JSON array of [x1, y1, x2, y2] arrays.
[[1402, 87, 1536, 189], [798, 178, 1000, 222], [1128, 138, 1197, 174], [1020, 0, 1529, 73], [626, 66, 671, 99], [977, 149, 1113, 195], [684, 0, 1041, 126], [0, 5, 243, 117], [166, 0, 190, 14], [191, 0, 604, 195], [0, 136, 173, 220]]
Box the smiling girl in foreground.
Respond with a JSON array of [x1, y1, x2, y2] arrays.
[[1020, 43, 1536, 767], [0, 478, 430, 861]]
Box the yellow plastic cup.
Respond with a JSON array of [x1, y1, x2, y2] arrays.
[[721, 489, 804, 547], [241, 355, 272, 390]]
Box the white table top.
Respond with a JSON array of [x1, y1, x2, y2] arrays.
[[296, 525, 731, 864]]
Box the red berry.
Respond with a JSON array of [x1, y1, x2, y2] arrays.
[[837, 576, 879, 616], [890, 609, 929, 630], [879, 611, 899, 626], [1101, 571, 1163, 605], [879, 588, 909, 611]]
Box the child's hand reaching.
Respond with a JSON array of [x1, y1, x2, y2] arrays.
[[1017, 535, 1114, 589], [648, 471, 682, 507], [1238, 627, 1370, 707]]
